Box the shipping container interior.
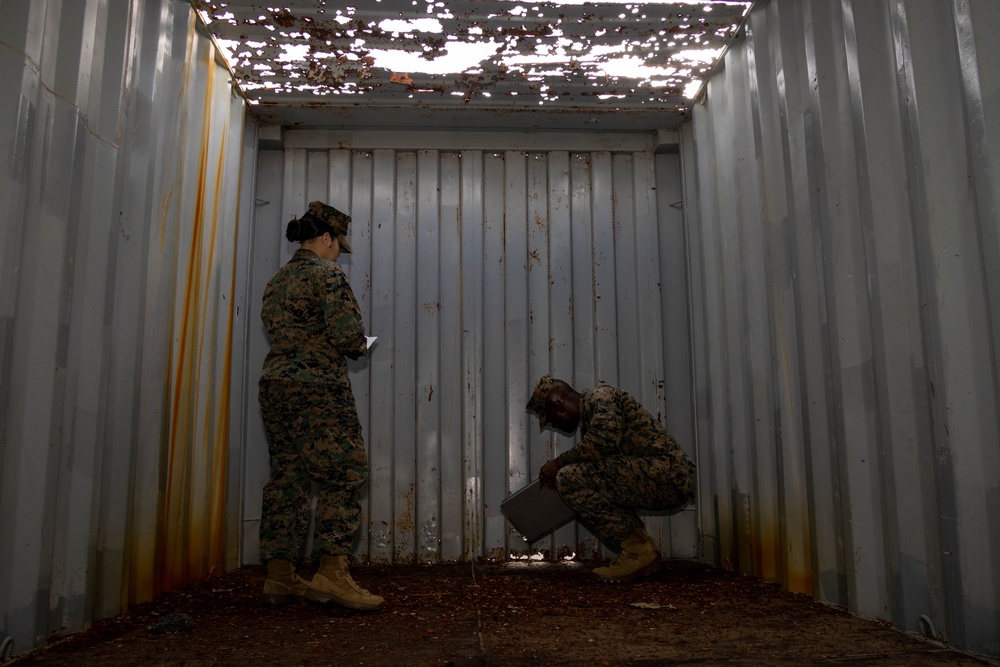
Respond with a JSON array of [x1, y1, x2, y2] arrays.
[[0, 0, 997, 661]]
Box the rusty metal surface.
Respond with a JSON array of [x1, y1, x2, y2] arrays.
[[238, 132, 698, 568], [681, 0, 1000, 657], [191, 0, 751, 129], [0, 0, 247, 659]]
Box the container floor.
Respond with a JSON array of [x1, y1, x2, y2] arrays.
[[9, 560, 994, 666]]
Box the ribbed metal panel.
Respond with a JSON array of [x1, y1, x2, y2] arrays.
[[0, 0, 246, 657], [4, 0, 997, 661], [682, 0, 999, 655], [240, 130, 699, 567]]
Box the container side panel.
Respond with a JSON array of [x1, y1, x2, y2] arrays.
[[0, 0, 246, 658], [682, 0, 1000, 655]]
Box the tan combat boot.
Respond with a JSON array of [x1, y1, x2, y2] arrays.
[[305, 554, 385, 611], [592, 525, 662, 583], [261, 558, 309, 606]]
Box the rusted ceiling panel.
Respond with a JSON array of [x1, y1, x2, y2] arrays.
[[192, 0, 751, 129]]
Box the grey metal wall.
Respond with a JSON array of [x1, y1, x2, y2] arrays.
[[0, 0, 247, 658], [239, 130, 699, 567], [682, 0, 999, 656]]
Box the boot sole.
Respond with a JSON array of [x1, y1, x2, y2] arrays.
[[594, 558, 662, 583], [304, 589, 384, 611]]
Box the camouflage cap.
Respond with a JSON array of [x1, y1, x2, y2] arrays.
[[306, 200, 353, 253], [526, 375, 554, 427]]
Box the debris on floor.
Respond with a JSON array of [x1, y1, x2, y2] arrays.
[[7, 560, 993, 666]]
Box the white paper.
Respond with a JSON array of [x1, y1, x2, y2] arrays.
[[366, 336, 377, 350]]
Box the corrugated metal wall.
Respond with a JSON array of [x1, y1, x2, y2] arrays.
[[682, 0, 999, 655], [239, 130, 699, 567], [0, 0, 247, 657], [4, 0, 998, 661]]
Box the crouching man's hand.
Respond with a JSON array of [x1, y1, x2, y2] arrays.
[[539, 458, 563, 490]]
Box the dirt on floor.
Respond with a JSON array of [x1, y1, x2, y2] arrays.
[[6, 559, 995, 667]]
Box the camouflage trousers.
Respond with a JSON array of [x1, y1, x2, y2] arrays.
[[258, 379, 368, 562], [555, 451, 695, 547]]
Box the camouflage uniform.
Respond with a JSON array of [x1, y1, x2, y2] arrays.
[[258, 220, 369, 562], [531, 379, 695, 547]]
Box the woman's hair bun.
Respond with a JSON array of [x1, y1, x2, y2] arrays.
[[285, 218, 303, 242], [285, 214, 329, 243]]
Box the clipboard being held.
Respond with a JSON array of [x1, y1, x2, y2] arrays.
[[500, 480, 576, 542]]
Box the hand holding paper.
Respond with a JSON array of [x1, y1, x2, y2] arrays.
[[366, 336, 377, 350]]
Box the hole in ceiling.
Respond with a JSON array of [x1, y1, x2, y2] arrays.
[[194, 0, 752, 126]]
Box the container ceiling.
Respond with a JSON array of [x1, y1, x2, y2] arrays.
[[192, 0, 751, 131]]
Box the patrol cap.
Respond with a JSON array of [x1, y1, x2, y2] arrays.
[[526, 375, 554, 427], [305, 200, 353, 254]]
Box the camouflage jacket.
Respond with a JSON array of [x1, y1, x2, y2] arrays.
[[260, 248, 367, 385], [556, 386, 681, 464]]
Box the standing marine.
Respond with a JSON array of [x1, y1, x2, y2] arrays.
[[527, 375, 696, 582], [257, 200, 383, 611]]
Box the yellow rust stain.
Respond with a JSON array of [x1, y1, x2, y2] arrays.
[[155, 25, 240, 594], [395, 483, 416, 536]]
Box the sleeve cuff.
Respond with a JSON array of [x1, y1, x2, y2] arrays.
[[556, 450, 579, 466]]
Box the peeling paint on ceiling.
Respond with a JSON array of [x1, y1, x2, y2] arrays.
[[192, 0, 751, 130]]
